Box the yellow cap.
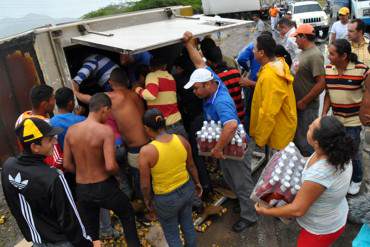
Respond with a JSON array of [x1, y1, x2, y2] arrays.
[[338, 7, 350, 16]]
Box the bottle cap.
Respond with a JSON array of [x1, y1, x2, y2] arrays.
[[201, 135, 206, 141], [278, 162, 285, 168], [216, 134, 220, 141], [274, 167, 282, 175], [231, 138, 236, 144], [207, 135, 212, 142], [273, 175, 280, 182], [203, 121, 208, 127], [300, 158, 306, 164], [281, 154, 287, 160], [284, 175, 291, 182], [288, 142, 295, 148], [283, 181, 291, 188], [294, 184, 301, 191], [298, 165, 304, 171], [290, 188, 297, 195], [293, 177, 300, 184], [237, 139, 242, 146], [288, 162, 295, 168], [286, 169, 293, 175], [292, 156, 298, 162]]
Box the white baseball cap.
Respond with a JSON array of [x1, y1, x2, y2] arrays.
[[184, 68, 214, 89]]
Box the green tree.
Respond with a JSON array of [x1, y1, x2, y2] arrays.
[[83, 0, 201, 19]]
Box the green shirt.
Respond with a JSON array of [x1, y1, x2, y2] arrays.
[[293, 46, 325, 109]]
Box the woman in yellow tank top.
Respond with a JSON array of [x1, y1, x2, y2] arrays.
[[138, 109, 202, 247]]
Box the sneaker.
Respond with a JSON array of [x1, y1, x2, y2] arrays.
[[348, 182, 361, 195], [232, 218, 257, 233]]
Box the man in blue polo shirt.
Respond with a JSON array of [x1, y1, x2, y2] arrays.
[[183, 31, 257, 232]]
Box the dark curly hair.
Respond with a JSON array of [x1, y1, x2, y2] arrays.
[[313, 116, 358, 170]]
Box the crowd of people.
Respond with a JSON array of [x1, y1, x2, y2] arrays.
[[1, 6, 370, 247]]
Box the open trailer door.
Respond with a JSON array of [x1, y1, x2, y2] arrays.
[[71, 15, 252, 54]]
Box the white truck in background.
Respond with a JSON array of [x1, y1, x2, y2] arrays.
[[201, 0, 261, 15]]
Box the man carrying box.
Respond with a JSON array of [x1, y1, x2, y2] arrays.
[[183, 31, 258, 232]]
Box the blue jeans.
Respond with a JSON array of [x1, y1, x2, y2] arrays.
[[154, 180, 196, 247], [346, 126, 363, 183]]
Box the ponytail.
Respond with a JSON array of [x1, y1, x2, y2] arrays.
[[348, 52, 358, 64]]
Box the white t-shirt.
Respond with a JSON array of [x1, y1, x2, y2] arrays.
[[330, 21, 348, 40], [296, 156, 352, 235]]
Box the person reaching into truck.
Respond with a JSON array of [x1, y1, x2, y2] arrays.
[[200, 38, 245, 123], [330, 7, 350, 43], [256, 116, 356, 247], [135, 55, 187, 137], [72, 54, 119, 92], [120, 52, 152, 87]]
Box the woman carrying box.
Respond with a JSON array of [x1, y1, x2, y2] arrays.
[[255, 116, 357, 247]]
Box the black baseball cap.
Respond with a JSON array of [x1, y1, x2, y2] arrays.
[[15, 117, 63, 143]]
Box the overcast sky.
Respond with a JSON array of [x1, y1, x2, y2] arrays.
[[0, 0, 126, 19]]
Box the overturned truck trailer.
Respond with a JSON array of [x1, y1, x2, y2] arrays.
[[0, 6, 251, 164]]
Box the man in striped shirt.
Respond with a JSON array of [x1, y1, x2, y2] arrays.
[[73, 54, 119, 92], [323, 39, 368, 195], [135, 55, 187, 137]]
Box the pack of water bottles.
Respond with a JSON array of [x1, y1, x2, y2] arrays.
[[196, 120, 247, 160], [250, 142, 306, 207]]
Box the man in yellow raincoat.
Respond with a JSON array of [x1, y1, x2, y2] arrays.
[[250, 34, 297, 150]]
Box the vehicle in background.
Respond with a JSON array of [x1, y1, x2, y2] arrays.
[[350, 0, 370, 25], [201, 0, 277, 19], [289, 1, 330, 41], [201, 0, 260, 16]]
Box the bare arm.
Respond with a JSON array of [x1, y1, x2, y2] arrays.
[[71, 82, 92, 104], [138, 145, 157, 210], [178, 136, 201, 185], [63, 131, 75, 173], [183, 31, 206, 69], [103, 128, 119, 174], [297, 75, 326, 110], [256, 181, 326, 218], [322, 91, 331, 116]]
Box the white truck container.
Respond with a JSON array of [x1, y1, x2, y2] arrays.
[[201, 0, 261, 15], [0, 6, 251, 164]]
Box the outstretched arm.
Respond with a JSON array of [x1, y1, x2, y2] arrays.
[[183, 31, 206, 69]]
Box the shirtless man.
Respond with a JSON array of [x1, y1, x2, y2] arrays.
[[74, 68, 149, 197], [360, 75, 370, 192], [107, 68, 149, 197], [63, 93, 140, 247]]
